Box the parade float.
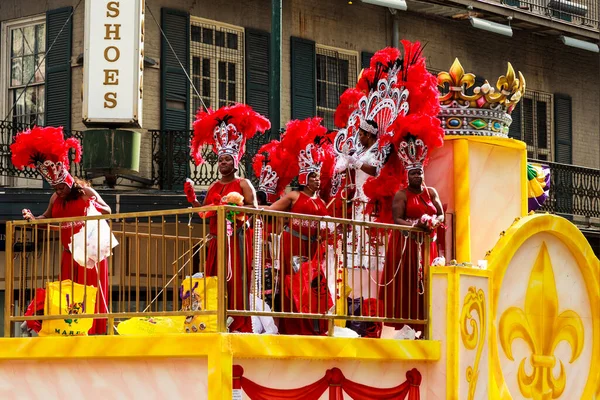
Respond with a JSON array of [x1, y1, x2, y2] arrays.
[[1, 48, 598, 400]]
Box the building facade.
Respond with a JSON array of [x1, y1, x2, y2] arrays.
[[0, 0, 598, 249]]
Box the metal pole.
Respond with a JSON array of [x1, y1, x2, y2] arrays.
[[216, 207, 227, 332], [4, 222, 13, 337], [270, 0, 282, 139], [392, 12, 399, 48]]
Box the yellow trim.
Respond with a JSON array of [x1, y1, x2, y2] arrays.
[[486, 214, 600, 400], [445, 135, 527, 151], [446, 270, 460, 399], [0, 334, 441, 361], [521, 147, 528, 216], [453, 139, 471, 263], [433, 266, 492, 278], [229, 334, 441, 360]]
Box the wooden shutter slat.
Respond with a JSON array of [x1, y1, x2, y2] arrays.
[[45, 7, 72, 130], [244, 28, 271, 183], [290, 37, 316, 120], [161, 8, 190, 190]]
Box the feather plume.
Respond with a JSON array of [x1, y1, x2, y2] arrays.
[[10, 126, 81, 170]]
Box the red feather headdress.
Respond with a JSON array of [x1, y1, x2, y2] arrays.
[[10, 126, 81, 187], [280, 118, 329, 186], [252, 140, 294, 204], [191, 103, 270, 168]]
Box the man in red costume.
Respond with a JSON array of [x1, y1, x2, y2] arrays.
[[11, 126, 112, 335], [184, 103, 270, 333], [268, 117, 335, 335]]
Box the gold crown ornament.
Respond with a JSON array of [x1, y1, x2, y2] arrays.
[[437, 58, 526, 137]]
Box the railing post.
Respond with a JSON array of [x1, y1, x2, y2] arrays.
[[216, 206, 227, 333], [424, 233, 431, 340], [4, 221, 13, 338]]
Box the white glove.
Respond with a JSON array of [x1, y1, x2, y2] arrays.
[[347, 155, 364, 170], [335, 154, 350, 173]]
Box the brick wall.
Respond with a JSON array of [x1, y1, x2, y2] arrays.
[[1, 0, 598, 185]]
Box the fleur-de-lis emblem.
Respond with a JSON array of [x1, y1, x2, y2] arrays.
[[437, 58, 478, 104], [499, 242, 584, 399]]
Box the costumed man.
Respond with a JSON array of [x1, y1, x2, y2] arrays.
[[268, 117, 335, 335], [184, 103, 270, 333], [11, 126, 112, 335]]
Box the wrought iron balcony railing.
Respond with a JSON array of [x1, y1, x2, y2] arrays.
[[531, 159, 600, 221], [150, 129, 257, 190], [499, 0, 598, 30]]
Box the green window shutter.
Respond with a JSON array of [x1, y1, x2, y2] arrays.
[[161, 8, 190, 131], [45, 7, 72, 130], [245, 28, 270, 119], [290, 36, 315, 120], [160, 8, 190, 190], [361, 51, 374, 69], [508, 102, 522, 139], [554, 94, 572, 164], [244, 28, 271, 184]]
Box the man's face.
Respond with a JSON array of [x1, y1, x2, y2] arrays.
[[218, 154, 235, 176], [53, 183, 70, 198], [408, 168, 424, 188]]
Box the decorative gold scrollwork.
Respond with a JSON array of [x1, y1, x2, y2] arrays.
[[460, 286, 486, 400], [499, 242, 584, 399]]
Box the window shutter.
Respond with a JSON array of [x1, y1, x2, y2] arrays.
[[290, 37, 315, 120], [361, 51, 374, 69], [244, 28, 271, 184], [554, 94, 572, 164], [161, 8, 190, 130], [508, 102, 522, 139], [161, 8, 190, 190], [245, 29, 270, 119], [45, 7, 72, 130]]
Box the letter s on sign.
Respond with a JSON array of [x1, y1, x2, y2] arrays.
[[107, 1, 120, 18], [104, 92, 117, 108]]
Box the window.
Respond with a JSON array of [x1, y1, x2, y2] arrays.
[[189, 18, 244, 122], [316, 46, 358, 130], [5, 19, 46, 126], [510, 90, 553, 161]]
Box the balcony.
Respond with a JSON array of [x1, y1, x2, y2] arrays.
[[3, 206, 432, 338], [500, 0, 598, 29], [2, 123, 598, 224], [531, 159, 600, 224], [419, 0, 600, 38]]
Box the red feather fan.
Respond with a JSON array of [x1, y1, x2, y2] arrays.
[[252, 140, 296, 198], [369, 47, 401, 70], [334, 88, 364, 129], [316, 139, 337, 203]]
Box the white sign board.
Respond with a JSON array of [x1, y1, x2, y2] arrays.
[[83, 0, 144, 126]]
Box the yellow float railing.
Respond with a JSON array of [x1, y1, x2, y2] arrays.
[[3, 206, 431, 337]]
